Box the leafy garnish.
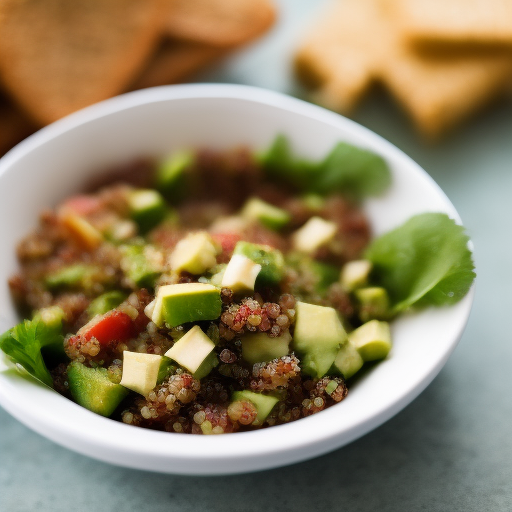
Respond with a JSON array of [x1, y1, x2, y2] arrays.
[[261, 135, 391, 199], [365, 213, 475, 313], [0, 318, 59, 387]]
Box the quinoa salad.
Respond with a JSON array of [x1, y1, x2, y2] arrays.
[[0, 136, 475, 435]]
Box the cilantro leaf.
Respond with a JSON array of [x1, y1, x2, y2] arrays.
[[261, 135, 391, 199], [0, 319, 58, 387], [365, 213, 475, 313]]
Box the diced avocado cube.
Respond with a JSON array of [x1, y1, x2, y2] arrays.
[[165, 325, 215, 376], [67, 361, 128, 417], [119, 351, 163, 396], [169, 232, 218, 275], [292, 216, 337, 254], [340, 260, 372, 292], [355, 287, 390, 322], [128, 189, 167, 233], [120, 244, 162, 288], [233, 241, 284, 287], [150, 283, 222, 328], [221, 254, 261, 293], [332, 339, 364, 379], [241, 197, 291, 231], [349, 320, 392, 361], [155, 150, 193, 199], [231, 390, 279, 423], [293, 301, 347, 377], [87, 291, 127, 317], [45, 264, 92, 290], [193, 351, 219, 380], [241, 330, 291, 364]]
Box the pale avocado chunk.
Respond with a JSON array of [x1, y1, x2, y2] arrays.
[[232, 390, 279, 423], [340, 260, 372, 292], [170, 232, 217, 275], [221, 254, 261, 293], [241, 330, 291, 364], [128, 189, 167, 233], [120, 351, 163, 397], [349, 320, 392, 361], [293, 301, 347, 377], [155, 150, 193, 200], [152, 283, 222, 328], [355, 287, 390, 322], [87, 291, 127, 317], [233, 241, 284, 287], [241, 197, 291, 231], [332, 339, 364, 379], [292, 216, 337, 254], [120, 244, 162, 288], [67, 361, 128, 417]]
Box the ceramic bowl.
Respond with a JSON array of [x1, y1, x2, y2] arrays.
[[0, 84, 474, 475]]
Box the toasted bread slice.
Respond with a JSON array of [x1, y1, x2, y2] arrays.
[[163, 0, 276, 47], [130, 40, 226, 90], [0, 0, 166, 125]]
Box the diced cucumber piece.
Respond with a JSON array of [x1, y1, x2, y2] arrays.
[[241, 197, 291, 231], [120, 351, 163, 397], [241, 330, 291, 364], [340, 260, 372, 292], [349, 320, 392, 361], [45, 264, 93, 290], [120, 244, 162, 288], [164, 325, 215, 375], [33, 306, 67, 367], [150, 283, 222, 328], [332, 339, 364, 379], [193, 351, 219, 380], [355, 287, 390, 322], [233, 241, 284, 287], [221, 254, 261, 293], [232, 390, 279, 423], [67, 361, 128, 417], [155, 150, 193, 199], [87, 291, 127, 317], [293, 301, 347, 377], [169, 232, 218, 275], [128, 189, 167, 233], [292, 216, 337, 254]]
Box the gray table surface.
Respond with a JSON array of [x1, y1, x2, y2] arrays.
[[1, 1, 511, 510]]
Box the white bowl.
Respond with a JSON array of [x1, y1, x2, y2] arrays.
[[0, 84, 474, 475]]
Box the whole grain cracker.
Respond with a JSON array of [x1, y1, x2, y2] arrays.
[[163, 0, 276, 47], [130, 40, 226, 90], [295, 0, 512, 138], [0, 0, 167, 125], [391, 0, 512, 46]]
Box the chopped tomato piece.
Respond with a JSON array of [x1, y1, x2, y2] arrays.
[[79, 311, 134, 346], [61, 195, 102, 216], [212, 233, 242, 256]]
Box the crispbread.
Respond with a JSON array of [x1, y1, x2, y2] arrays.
[[130, 40, 226, 90], [295, 0, 512, 138], [163, 0, 276, 47], [391, 0, 512, 46], [0, 0, 166, 125], [0, 93, 36, 156]]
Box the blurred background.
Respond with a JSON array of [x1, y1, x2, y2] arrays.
[[1, 0, 511, 510]]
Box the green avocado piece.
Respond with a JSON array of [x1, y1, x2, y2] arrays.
[[152, 283, 222, 328], [340, 260, 372, 292], [87, 291, 128, 317], [332, 339, 364, 379], [193, 351, 219, 380], [232, 390, 279, 423], [44, 264, 94, 290], [233, 241, 284, 287], [293, 301, 347, 377], [241, 197, 291, 231], [128, 189, 168, 233], [67, 361, 129, 417], [155, 150, 193, 200], [120, 244, 162, 288], [241, 330, 291, 364], [355, 287, 391, 322], [349, 320, 392, 362]]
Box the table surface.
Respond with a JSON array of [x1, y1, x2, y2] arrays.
[[2, 1, 511, 510]]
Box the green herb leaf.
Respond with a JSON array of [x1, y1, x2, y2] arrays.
[[261, 135, 391, 199], [365, 213, 475, 313], [0, 319, 58, 387]]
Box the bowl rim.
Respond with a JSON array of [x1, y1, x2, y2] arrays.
[[0, 84, 475, 474]]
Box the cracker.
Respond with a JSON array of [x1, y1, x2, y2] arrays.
[[391, 0, 512, 46], [130, 40, 226, 90], [163, 0, 276, 47], [0, 93, 36, 156], [0, 0, 166, 125], [295, 0, 512, 138]]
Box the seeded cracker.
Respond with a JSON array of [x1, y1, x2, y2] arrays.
[[0, 0, 166, 125], [295, 0, 512, 138], [163, 0, 276, 47]]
